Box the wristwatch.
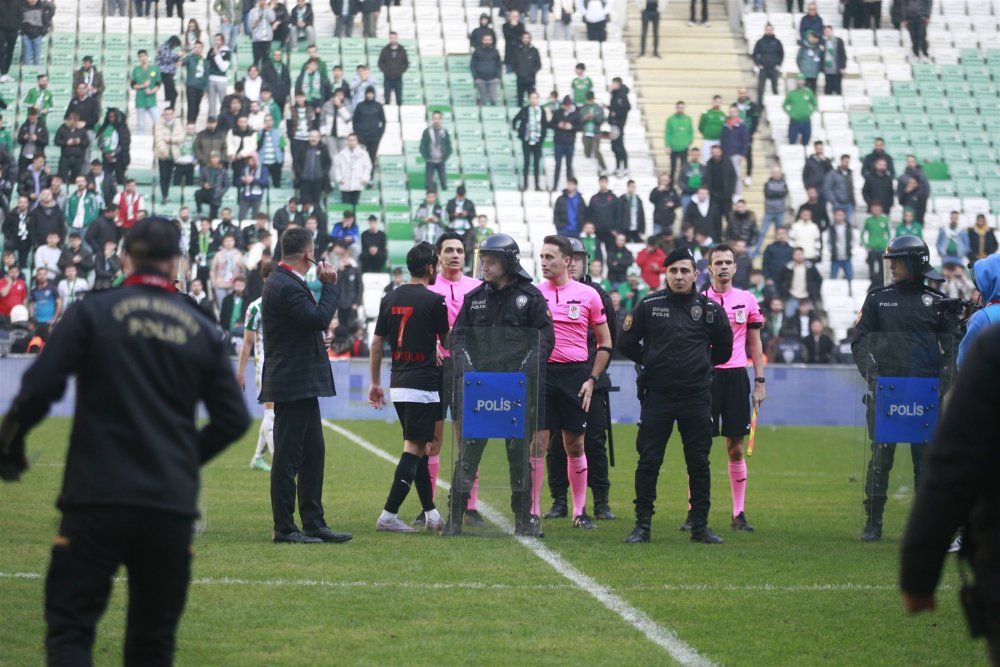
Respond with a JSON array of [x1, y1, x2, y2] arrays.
[[588, 375, 600, 384], [754, 377, 766, 384]]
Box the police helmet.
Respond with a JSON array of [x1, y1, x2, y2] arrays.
[[567, 236, 588, 258], [883, 235, 942, 282], [478, 233, 530, 279]]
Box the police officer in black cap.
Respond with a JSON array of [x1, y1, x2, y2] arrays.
[[618, 247, 733, 544], [0, 217, 251, 665], [543, 236, 618, 521], [444, 233, 554, 536], [852, 235, 958, 542]]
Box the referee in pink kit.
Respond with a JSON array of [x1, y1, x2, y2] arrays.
[[534, 236, 614, 530], [702, 243, 766, 532]]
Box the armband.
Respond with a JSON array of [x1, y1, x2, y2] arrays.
[[597, 346, 613, 355]]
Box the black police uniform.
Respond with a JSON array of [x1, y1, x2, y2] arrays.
[[851, 279, 957, 537], [618, 287, 733, 539], [0, 270, 250, 665], [446, 272, 554, 530], [545, 275, 617, 517]]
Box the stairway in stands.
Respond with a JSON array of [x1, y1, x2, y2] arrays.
[[624, 0, 776, 218]]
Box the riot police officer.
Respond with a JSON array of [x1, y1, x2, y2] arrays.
[[543, 236, 617, 521], [618, 248, 733, 544], [0, 218, 250, 665], [852, 235, 958, 542], [445, 234, 554, 536]]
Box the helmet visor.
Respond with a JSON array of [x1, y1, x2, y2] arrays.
[[475, 250, 507, 283]]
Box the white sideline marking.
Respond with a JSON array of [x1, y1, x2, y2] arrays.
[[322, 420, 717, 667]]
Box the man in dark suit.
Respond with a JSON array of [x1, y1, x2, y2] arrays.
[[260, 227, 352, 544]]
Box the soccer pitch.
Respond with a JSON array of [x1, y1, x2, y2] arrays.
[[0, 418, 985, 666]]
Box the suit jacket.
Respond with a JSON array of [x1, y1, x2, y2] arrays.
[[219, 291, 250, 333], [259, 265, 339, 403]]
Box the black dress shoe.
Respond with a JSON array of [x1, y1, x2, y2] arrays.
[[690, 527, 724, 544], [623, 527, 650, 543], [543, 501, 568, 519], [594, 503, 617, 520], [303, 527, 353, 543], [273, 531, 323, 544]]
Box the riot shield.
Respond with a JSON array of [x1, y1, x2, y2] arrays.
[[444, 327, 544, 536], [852, 331, 958, 537]]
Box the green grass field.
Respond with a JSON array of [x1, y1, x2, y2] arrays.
[[0, 418, 986, 666]]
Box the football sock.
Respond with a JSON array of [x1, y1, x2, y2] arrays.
[[568, 455, 589, 519], [262, 407, 274, 456], [729, 460, 748, 517], [530, 457, 546, 516], [415, 455, 435, 512], [467, 471, 479, 510], [379, 510, 396, 522], [384, 452, 420, 514], [426, 508, 442, 524], [428, 455, 440, 500]]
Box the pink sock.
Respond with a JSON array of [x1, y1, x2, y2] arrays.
[[729, 460, 748, 517], [467, 470, 479, 510], [568, 455, 588, 519], [428, 455, 440, 500], [530, 457, 546, 516]]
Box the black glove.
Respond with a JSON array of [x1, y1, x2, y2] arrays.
[[636, 374, 647, 403], [0, 436, 27, 482]]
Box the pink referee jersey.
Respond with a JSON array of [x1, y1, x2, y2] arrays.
[[427, 272, 481, 357], [705, 285, 764, 369], [536, 279, 607, 363]]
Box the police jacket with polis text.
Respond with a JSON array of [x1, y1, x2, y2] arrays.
[[453, 274, 555, 362], [618, 289, 733, 396], [0, 277, 250, 517]]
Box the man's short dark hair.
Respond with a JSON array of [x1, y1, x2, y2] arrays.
[[260, 260, 275, 281], [407, 241, 437, 278], [707, 243, 734, 264], [543, 235, 572, 257], [435, 231, 464, 252], [281, 227, 314, 258]]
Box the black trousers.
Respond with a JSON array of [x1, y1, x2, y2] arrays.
[[166, 0, 183, 17], [690, 0, 708, 22], [298, 179, 325, 209], [824, 74, 842, 95], [611, 129, 627, 170], [866, 1, 883, 29], [522, 141, 541, 189], [186, 87, 203, 124], [265, 161, 282, 187], [341, 190, 360, 207], [907, 17, 928, 56], [172, 163, 195, 186], [640, 10, 659, 54], [449, 437, 531, 521], [360, 135, 381, 166], [12, 237, 32, 268], [59, 156, 86, 182], [515, 78, 534, 107], [786, 0, 803, 10], [272, 397, 328, 534], [384, 78, 402, 105], [757, 66, 779, 104], [194, 189, 220, 218], [45, 507, 192, 667], [863, 441, 924, 516], [162, 73, 178, 110], [158, 158, 175, 199], [867, 249, 884, 285], [633, 389, 713, 529], [0, 28, 18, 75], [546, 389, 611, 502], [252, 40, 271, 67], [669, 148, 686, 184], [585, 19, 607, 41]]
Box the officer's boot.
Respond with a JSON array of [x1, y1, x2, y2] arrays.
[[543, 494, 568, 519], [859, 501, 884, 542], [443, 491, 468, 537], [593, 490, 617, 520], [624, 513, 652, 543]]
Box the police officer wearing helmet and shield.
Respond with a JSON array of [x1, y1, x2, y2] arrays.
[[543, 236, 618, 521], [851, 235, 958, 542], [0, 217, 251, 665], [444, 233, 554, 536], [618, 247, 733, 545]]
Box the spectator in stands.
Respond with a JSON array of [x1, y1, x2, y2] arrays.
[[446, 186, 476, 235], [827, 207, 854, 293], [688, 0, 709, 27], [19, 0, 52, 66], [638, 0, 665, 56], [295, 130, 332, 209], [65, 83, 100, 139], [571, 63, 593, 106], [263, 49, 292, 110], [297, 59, 330, 116], [798, 186, 828, 233], [71, 58, 105, 111], [472, 214, 494, 248], [334, 243, 363, 326], [214, 0, 239, 47], [360, 215, 386, 273], [242, 66, 265, 106], [589, 258, 611, 291], [619, 271, 650, 311], [702, 144, 736, 217], [131, 50, 162, 136], [726, 199, 759, 247], [664, 101, 693, 184], [305, 215, 330, 259], [579, 221, 603, 262], [897, 154, 930, 223], [0, 4, 19, 83], [383, 266, 404, 295], [470, 13, 496, 48], [940, 259, 975, 301], [210, 232, 246, 305], [778, 247, 822, 316], [85, 204, 117, 256], [214, 208, 241, 247], [29, 265, 59, 334], [97, 111, 131, 185], [861, 138, 895, 180], [195, 152, 229, 219], [242, 213, 270, 252], [65, 176, 100, 236], [763, 226, 793, 283], [683, 186, 723, 241], [730, 238, 753, 288], [608, 78, 631, 177], [413, 190, 445, 243], [802, 319, 833, 364], [513, 91, 547, 191], [219, 275, 249, 336], [554, 177, 586, 238], [752, 24, 784, 104], [895, 207, 923, 239], [967, 214, 998, 269], [153, 108, 185, 204], [821, 25, 847, 95], [720, 105, 749, 198], [936, 211, 968, 267], [19, 154, 50, 206], [901, 0, 931, 61], [287, 0, 316, 47], [757, 165, 788, 254], [23, 74, 54, 121], [698, 95, 725, 159], [29, 188, 64, 246], [589, 176, 618, 254], [287, 90, 316, 166], [549, 95, 580, 190], [86, 160, 116, 207], [272, 196, 301, 243], [783, 75, 817, 146], [206, 34, 233, 119], [92, 240, 122, 291], [359, 0, 380, 37], [791, 208, 822, 262], [862, 157, 894, 215], [334, 133, 372, 208], [0, 264, 27, 320], [501, 9, 527, 74], [190, 217, 216, 284], [194, 116, 226, 169], [54, 113, 89, 183], [17, 108, 47, 177], [254, 115, 283, 187], [581, 0, 610, 40], [226, 115, 259, 186], [470, 32, 502, 107], [248, 0, 276, 66], [236, 155, 268, 220], [616, 179, 645, 242], [649, 173, 680, 236], [678, 146, 702, 211], [420, 111, 452, 193], [606, 233, 633, 287], [803, 141, 831, 202], [823, 154, 855, 224], [580, 92, 608, 175], [734, 88, 760, 185], [761, 295, 785, 346], [377, 32, 408, 105], [321, 89, 352, 170], [330, 212, 360, 255], [861, 201, 890, 284], [511, 32, 542, 107], [33, 231, 61, 281], [796, 31, 822, 93], [56, 262, 88, 310], [156, 37, 183, 111], [799, 3, 823, 42]]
